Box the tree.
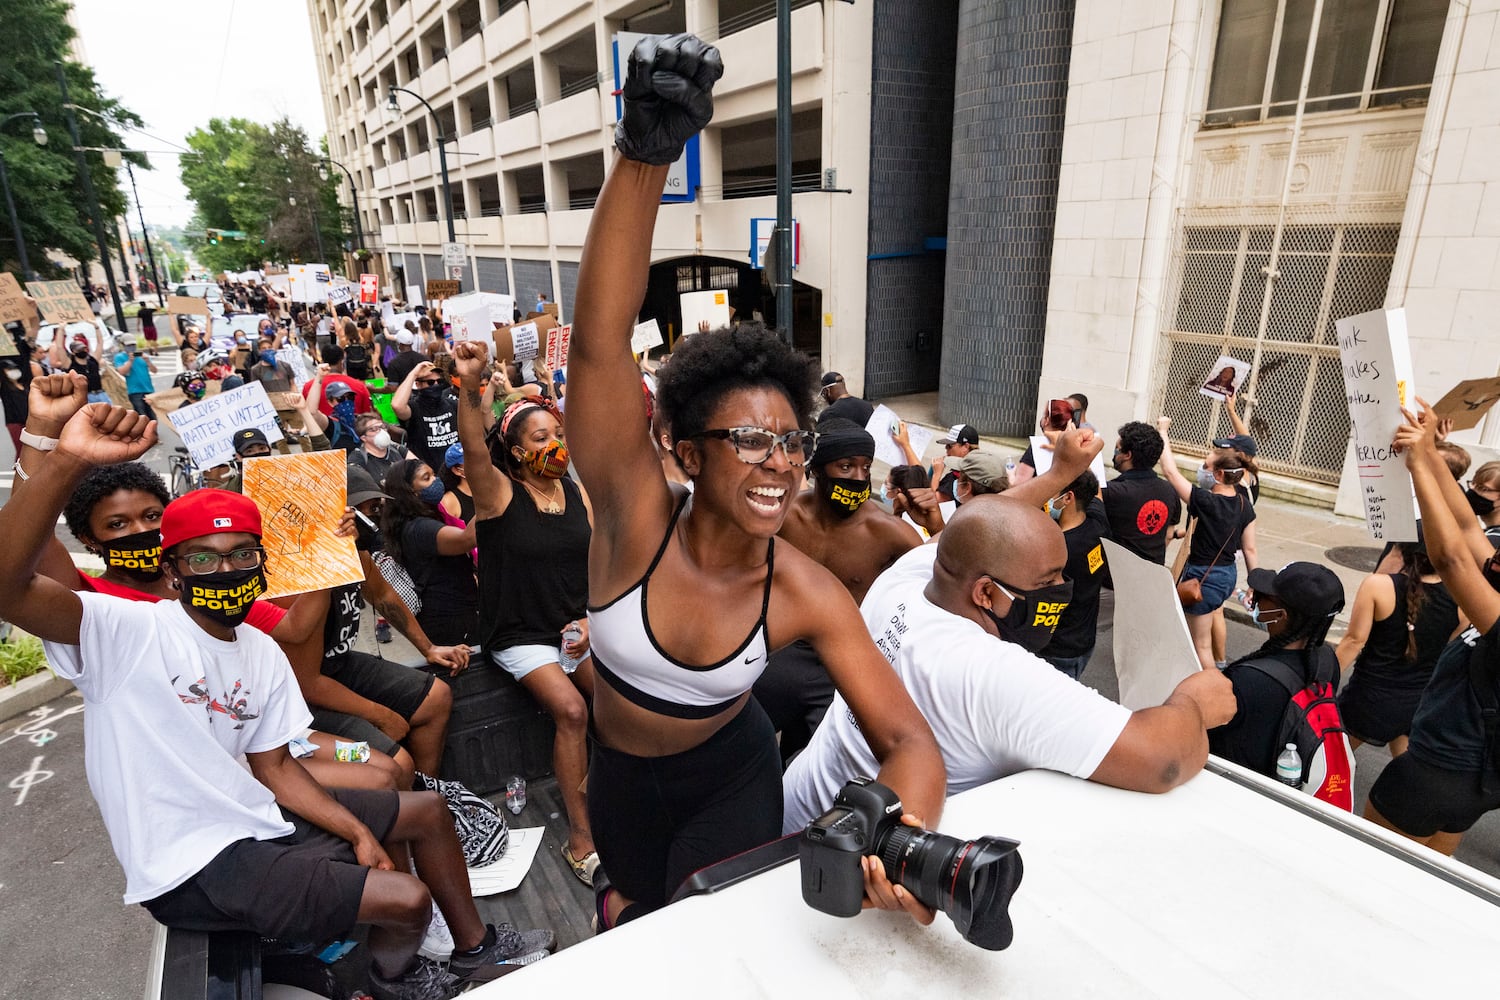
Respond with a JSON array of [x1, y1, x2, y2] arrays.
[[180, 117, 345, 273], [0, 0, 145, 279]]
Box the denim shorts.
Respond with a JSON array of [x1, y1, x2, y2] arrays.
[[1179, 562, 1237, 617], [491, 643, 570, 681]]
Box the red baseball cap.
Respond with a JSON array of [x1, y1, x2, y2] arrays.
[[160, 490, 263, 551]]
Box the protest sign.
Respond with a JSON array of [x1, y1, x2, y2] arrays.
[[0, 272, 36, 324], [865, 403, 932, 470], [380, 299, 396, 328], [545, 324, 572, 370], [495, 314, 555, 365], [1335, 308, 1418, 543], [242, 450, 364, 600], [360, 273, 380, 304], [510, 322, 540, 362], [25, 280, 94, 324], [1430, 376, 1500, 433], [680, 289, 731, 336], [405, 283, 424, 306], [166, 295, 212, 317], [426, 279, 461, 301], [449, 301, 493, 343], [166, 381, 284, 469], [1102, 539, 1201, 711], [283, 346, 311, 386], [328, 282, 355, 307], [265, 273, 290, 292], [1199, 356, 1249, 401], [1027, 435, 1109, 489], [631, 318, 663, 356]]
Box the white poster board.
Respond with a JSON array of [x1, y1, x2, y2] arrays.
[[680, 289, 731, 335], [1102, 539, 1200, 711], [449, 301, 493, 343], [327, 282, 354, 308], [405, 283, 424, 306], [1199, 356, 1250, 401], [265, 273, 289, 292], [287, 264, 331, 305], [167, 381, 285, 468], [865, 403, 932, 470], [283, 345, 311, 386], [510, 321, 540, 362], [631, 319, 664, 355], [1028, 435, 1109, 488], [1335, 308, 1418, 543]]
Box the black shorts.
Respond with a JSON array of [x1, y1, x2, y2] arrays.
[[1367, 752, 1500, 837], [142, 788, 400, 945], [1336, 674, 1424, 747], [752, 640, 835, 766], [311, 651, 438, 757]]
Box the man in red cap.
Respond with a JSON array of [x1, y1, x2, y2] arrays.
[[0, 402, 555, 999]]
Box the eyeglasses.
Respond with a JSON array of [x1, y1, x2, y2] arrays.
[[694, 427, 819, 467], [984, 573, 1073, 604], [174, 546, 265, 576]]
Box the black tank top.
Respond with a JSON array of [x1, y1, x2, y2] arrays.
[[1409, 582, 1460, 686], [452, 488, 474, 524], [476, 476, 590, 652], [1352, 573, 1408, 682]]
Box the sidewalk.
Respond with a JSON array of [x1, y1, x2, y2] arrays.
[[875, 393, 1377, 638]]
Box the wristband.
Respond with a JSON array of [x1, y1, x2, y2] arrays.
[[13, 458, 30, 482], [19, 429, 59, 451]]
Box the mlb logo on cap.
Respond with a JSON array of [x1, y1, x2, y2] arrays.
[[161, 491, 263, 551], [213, 517, 232, 528]]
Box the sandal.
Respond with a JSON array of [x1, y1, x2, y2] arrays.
[[564, 845, 601, 888]]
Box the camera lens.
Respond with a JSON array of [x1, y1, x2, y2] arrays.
[[877, 826, 1024, 951]]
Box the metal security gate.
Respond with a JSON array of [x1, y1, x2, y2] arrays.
[[1156, 223, 1399, 483]]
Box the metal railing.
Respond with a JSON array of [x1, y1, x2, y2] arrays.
[[517, 199, 547, 215], [697, 171, 825, 202], [507, 100, 538, 117], [567, 193, 599, 211], [715, 0, 820, 40], [558, 74, 600, 100]]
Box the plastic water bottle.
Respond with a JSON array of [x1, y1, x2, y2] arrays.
[[1275, 743, 1303, 787], [1004, 458, 1017, 477], [506, 775, 527, 814], [1234, 588, 1252, 611]]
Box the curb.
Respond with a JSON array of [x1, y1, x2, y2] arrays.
[[0, 671, 72, 725]]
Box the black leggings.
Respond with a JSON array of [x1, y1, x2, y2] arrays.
[[588, 697, 783, 916]]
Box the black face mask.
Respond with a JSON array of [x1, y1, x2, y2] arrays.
[[181, 566, 266, 628], [822, 476, 870, 517], [100, 528, 163, 582], [354, 515, 382, 552], [981, 577, 1074, 653], [416, 385, 446, 404], [1466, 488, 1496, 517]]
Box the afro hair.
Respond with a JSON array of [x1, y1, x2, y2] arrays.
[[62, 462, 171, 543], [654, 322, 819, 447]]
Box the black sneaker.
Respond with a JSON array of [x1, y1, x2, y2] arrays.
[[368, 956, 460, 1000], [448, 923, 557, 981]]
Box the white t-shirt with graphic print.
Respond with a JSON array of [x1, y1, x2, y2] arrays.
[[44, 593, 312, 903]]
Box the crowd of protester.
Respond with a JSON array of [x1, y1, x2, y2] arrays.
[[3, 34, 1500, 1000]]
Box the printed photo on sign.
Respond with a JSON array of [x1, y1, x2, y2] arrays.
[[1198, 356, 1250, 401]]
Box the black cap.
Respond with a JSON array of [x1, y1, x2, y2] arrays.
[[1246, 562, 1345, 619], [820, 371, 845, 388], [1213, 434, 1257, 458], [346, 465, 388, 507], [939, 423, 980, 446], [231, 427, 271, 456]]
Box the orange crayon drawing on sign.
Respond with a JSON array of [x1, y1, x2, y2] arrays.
[[242, 450, 364, 599]]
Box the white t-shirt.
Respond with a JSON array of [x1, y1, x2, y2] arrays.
[[782, 544, 1131, 833], [44, 593, 312, 903]]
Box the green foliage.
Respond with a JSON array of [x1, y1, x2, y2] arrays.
[[0, 631, 50, 687], [0, 0, 145, 279], [180, 117, 346, 272]]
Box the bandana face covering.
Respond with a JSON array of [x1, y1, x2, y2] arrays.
[[522, 440, 570, 479], [101, 528, 163, 582], [823, 476, 870, 516], [182, 566, 265, 628]]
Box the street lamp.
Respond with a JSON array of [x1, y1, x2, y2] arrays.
[[289, 195, 326, 262], [0, 112, 48, 279], [386, 86, 456, 243], [320, 157, 367, 273]]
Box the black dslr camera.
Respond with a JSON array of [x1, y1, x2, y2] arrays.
[[799, 777, 1024, 951]]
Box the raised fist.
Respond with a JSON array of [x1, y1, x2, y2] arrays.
[[615, 34, 724, 166], [453, 340, 489, 384]]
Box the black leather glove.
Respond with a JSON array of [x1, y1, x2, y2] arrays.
[[614, 33, 725, 166]]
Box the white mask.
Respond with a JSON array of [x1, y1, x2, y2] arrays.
[[5, 369, 22, 381], [371, 429, 392, 451]]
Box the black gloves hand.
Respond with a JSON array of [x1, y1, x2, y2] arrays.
[[614, 33, 725, 166]]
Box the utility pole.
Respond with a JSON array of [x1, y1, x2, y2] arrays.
[[125, 161, 165, 306], [56, 62, 127, 330], [774, 0, 794, 345]]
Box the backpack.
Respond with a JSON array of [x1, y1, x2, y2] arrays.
[[1462, 626, 1500, 795], [1241, 647, 1354, 811], [415, 772, 509, 868]]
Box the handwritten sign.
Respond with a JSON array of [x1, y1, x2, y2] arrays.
[[631, 318, 663, 355], [0, 272, 36, 324], [1335, 307, 1417, 543], [449, 300, 492, 343], [1102, 539, 1201, 711], [242, 450, 364, 599], [680, 289, 731, 335], [865, 403, 932, 470], [166, 381, 285, 469], [166, 295, 211, 317], [405, 283, 424, 306], [360, 273, 379, 304], [546, 324, 572, 370], [426, 279, 461, 301], [327, 282, 355, 308], [1431, 376, 1500, 433], [283, 346, 311, 386], [1027, 435, 1110, 490], [25, 281, 94, 325]]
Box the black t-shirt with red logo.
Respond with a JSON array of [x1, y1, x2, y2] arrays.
[[1101, 468, 1181, 565]]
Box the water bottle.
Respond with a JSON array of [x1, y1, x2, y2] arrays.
[[560, 622, 584, 671], [505, 775, 527, 814], [1004, 458, 1017, 477], [1234, 587, 1252, 611], [1275, 743, 1303, 788]]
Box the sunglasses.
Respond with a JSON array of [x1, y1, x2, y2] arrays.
[[694, 426, 819, 467]]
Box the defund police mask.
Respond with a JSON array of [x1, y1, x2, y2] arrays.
[[982, 578, 1074, 653], [823, 476, 870, 517], [182, 566, 265, 628], [101, 528, 164, 582]]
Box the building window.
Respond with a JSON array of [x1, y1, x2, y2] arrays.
[[555, 153, 605, 210], [500, 66, 538, 118], [717, 108, 822, 200], [718, 0, 820, 37], [507, 164, 547, 214], [547, 30, 599, 102], [1205, 0, 1446, 126]]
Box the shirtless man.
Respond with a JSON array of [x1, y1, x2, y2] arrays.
[[756, 417, 923, 762]]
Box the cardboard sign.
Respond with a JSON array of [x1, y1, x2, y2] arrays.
[[1199, 355, 1250, 401], [426, 279, 461, 301], [680, 289, 731, 336], [1335, 307, 1418, 543], [543, 301, 560, 320], [166, 295, 212, 317], [242, 450, 365, 600], [546, 324, 572, 370], [495, 314, 556, 365], [405, 283, 424, 306], [0, 272, 36, 324], [25, 280, 94, 325], [631, 318, 663, 355], [1430, 376, 1500, 433], [166, 381, 285, 469], [1102, 539, 1201, 711], [1028, 435, 1110, 490], [865, 403, 932, 471], [359, 273, 379, 304]]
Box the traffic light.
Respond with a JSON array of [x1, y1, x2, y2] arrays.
[[207, 228, 220, 245]]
